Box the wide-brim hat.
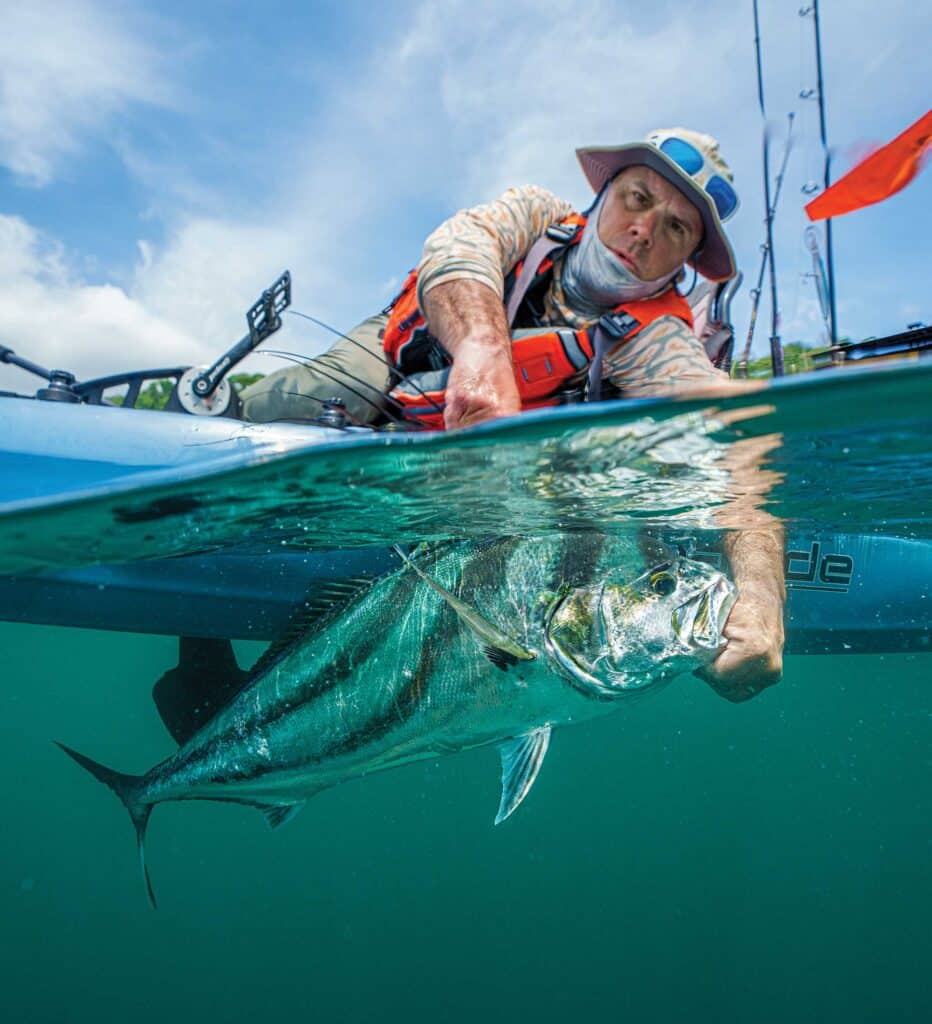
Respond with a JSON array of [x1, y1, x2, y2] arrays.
[[576, 128, 738, 282]]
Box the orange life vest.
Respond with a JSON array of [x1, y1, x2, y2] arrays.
[[382, 212, 694, 429]]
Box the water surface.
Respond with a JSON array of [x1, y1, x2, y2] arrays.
[[1, 364, 929, 1023]]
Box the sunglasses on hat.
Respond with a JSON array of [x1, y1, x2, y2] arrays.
[[654, 136, 739, 223]]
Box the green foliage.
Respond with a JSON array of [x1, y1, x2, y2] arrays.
[[134, 379, 175, 410], [737, 339, 852, 378], [742, 342, 814, 378]]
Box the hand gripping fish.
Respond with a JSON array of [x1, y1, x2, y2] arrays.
[[57, 536, 736, 906]]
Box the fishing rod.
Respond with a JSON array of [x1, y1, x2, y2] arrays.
[[745, 0, 786, 377], [799, 0, 839, 345], [737, 113, 795, 376]]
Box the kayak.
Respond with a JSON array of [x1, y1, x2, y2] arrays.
[[0, 532, 927, 656], [1, 363, 930, 656]]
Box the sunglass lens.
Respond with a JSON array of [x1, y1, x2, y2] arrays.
[[658, 137, 703, 175], [706, 176, 738, 221]]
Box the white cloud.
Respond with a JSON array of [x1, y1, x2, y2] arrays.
[[0, 215, 195, 387], [0, 0, 177, 186]]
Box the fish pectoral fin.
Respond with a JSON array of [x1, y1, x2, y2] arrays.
[[394, 545, 535, 667], [483, 645, 519, 672], [257, 802, 306, 830], [495, 726, 552, 825]]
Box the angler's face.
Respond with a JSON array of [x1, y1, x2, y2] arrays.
[[545, 558, 736, 696], [597, 166, 703, 281]]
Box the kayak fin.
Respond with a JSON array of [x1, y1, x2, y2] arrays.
[[153, 637, 250, 745], [54, 742, 157, 909]]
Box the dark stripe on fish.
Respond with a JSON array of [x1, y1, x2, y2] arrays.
[[183, 568, 426, 783], [556, 532, 606, 587], [256, 568, 423, 725], [316, 605, 453, 762]]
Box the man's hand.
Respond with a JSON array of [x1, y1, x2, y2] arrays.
[[443, 342, 521, 429], [421, 278, 522, 430], [701, 585, 784, 702]]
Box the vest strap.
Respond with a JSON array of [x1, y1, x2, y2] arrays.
[[586, 313, 642, 403], [505, 234, 565, 327]]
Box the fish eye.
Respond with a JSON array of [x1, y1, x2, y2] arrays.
[[650, 573, 676, 597]]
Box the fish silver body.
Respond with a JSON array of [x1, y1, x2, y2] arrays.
[[58, 535, 736, 904]]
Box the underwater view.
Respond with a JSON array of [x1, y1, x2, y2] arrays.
[[1, 365, 929, 1023]]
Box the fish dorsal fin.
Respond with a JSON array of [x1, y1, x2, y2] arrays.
[[246, 574, 377, 682], [151, 575, 380, 747], [495, 726, 552, 824]]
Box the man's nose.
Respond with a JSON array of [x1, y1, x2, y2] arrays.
[[630, 208, 658, 246]]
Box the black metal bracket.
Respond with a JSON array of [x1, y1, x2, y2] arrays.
[[192, 270, 291, 398], [76, 368, 190, 407]]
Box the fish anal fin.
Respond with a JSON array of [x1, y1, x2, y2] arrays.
[[495, 726, 551, 825], [258, 802, 306, 830]]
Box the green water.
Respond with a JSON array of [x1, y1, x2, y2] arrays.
[[3, 627, 929, 1022], [1, 365, 930, 1022]]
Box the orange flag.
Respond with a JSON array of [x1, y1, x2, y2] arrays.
[[806, 110, 932, 221]]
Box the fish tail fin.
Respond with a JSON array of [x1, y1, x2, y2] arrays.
[[55, 741, 157, 909]]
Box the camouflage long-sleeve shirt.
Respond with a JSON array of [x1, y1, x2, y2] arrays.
[[416, 184, 728, 397]]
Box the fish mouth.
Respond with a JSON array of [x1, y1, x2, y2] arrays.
[[672, 576, 737, 651]]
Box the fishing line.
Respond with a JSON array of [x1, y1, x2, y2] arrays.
[[266, 347, 392, 406], [261, 349, 428, 430], [262, 350, 424, 430], [288, 309, 446, 416]]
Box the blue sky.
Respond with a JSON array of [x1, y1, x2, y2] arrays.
[[1, 0, 929, 390]]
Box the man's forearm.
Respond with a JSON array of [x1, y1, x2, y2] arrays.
[[421, 280, 521, 428], [723, 525, 786, 608], [421, 279, 512, 356], [704, 523, 785, 699]]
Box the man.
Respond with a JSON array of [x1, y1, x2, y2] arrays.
[[242, 128, 785, 701]]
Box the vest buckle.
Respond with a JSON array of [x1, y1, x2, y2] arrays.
[[598, 311, 640, 339], [545, 223, 579, 244]]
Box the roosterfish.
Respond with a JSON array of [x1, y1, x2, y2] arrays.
[[58, 535, 736, 905]]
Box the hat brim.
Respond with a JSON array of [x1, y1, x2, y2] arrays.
[[576, 142, 737, 282]]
